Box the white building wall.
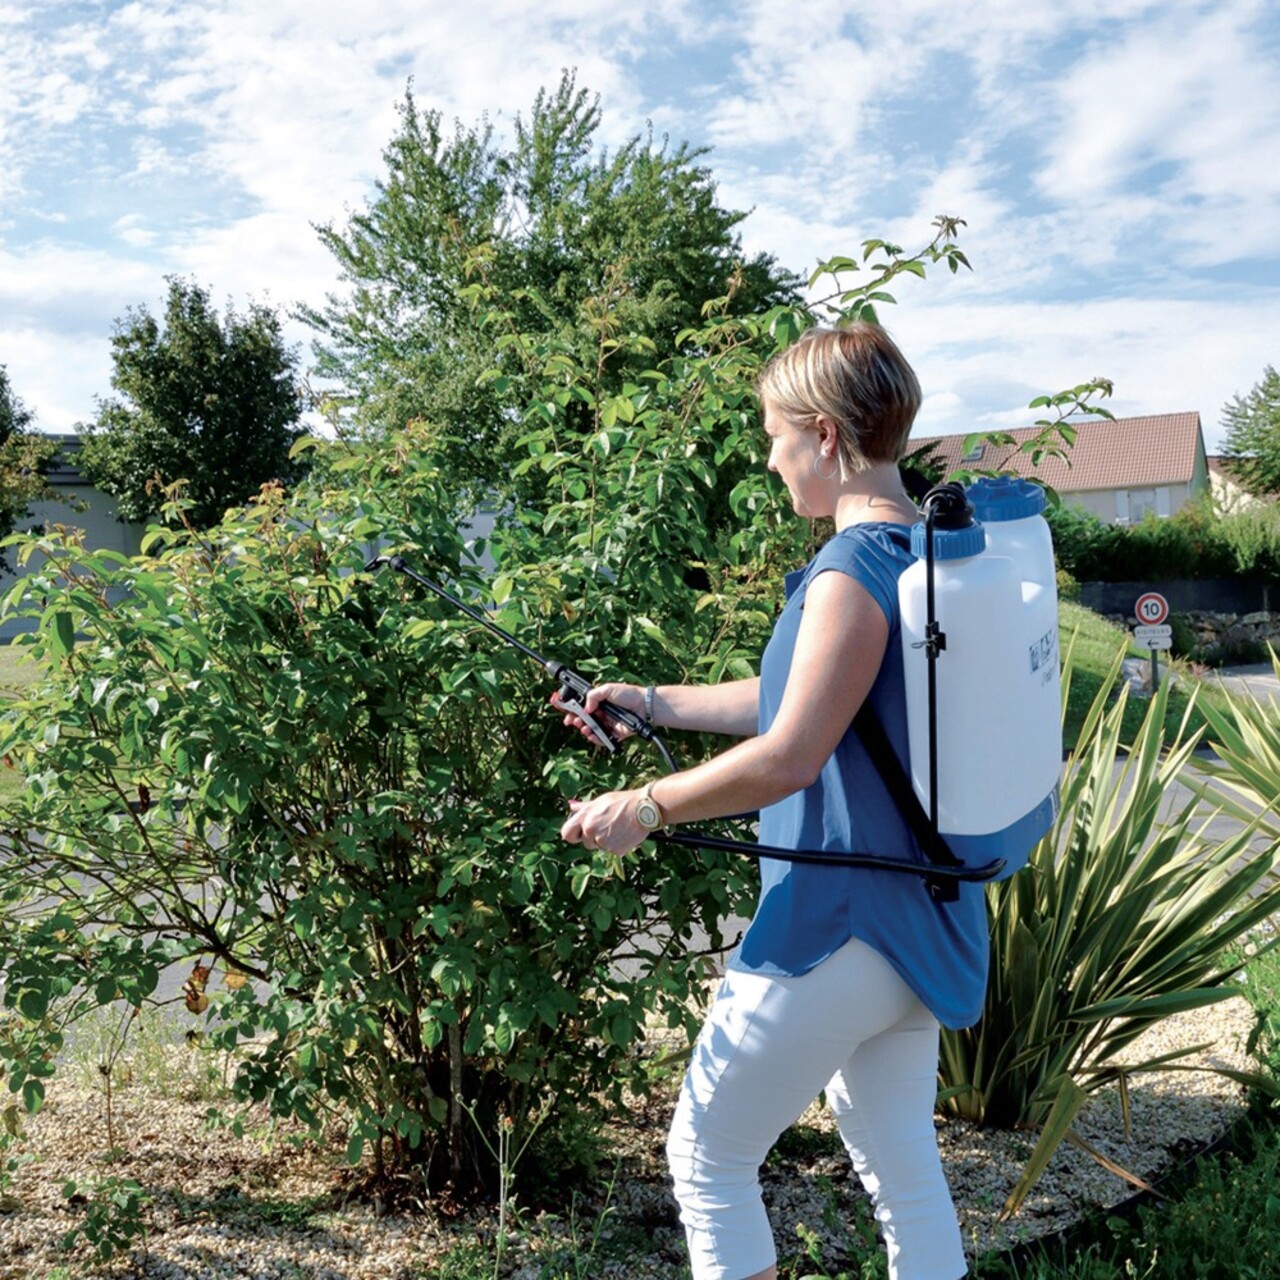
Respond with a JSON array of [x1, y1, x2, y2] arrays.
[[1, 484, 145, 640]]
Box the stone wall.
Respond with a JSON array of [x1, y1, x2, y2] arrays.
[[1170, 609, 1280, 655], [1078, 578, 1279, 662], [1098, 608, 1279, 663]]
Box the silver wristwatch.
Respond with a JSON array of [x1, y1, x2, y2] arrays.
[[634, 781, 666, 832]]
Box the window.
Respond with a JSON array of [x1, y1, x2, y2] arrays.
[[1127, 488, 1157, 522]]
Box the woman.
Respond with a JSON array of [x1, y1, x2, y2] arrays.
[[557, 322, 984, 1280]]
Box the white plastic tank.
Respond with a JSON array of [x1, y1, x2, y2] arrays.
[[966, 476, 1056, 590], [898, 482, 1061, 877]]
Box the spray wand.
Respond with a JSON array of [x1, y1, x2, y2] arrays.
[[365, 553, 1003, 885], [365, 555, 677, 771]]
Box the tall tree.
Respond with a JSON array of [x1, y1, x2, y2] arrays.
[[302, 72, 800, 503], [80, 279, 305, 529], [1221, 365, 1280, 497], [0, 365, 59, 566]]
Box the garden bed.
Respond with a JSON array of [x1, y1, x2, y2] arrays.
[[0, 1000, 1255, 1279]]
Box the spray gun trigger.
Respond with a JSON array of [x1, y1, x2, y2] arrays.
[[556, 693, 618, 754]]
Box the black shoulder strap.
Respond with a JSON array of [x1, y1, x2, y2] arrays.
[[852, 702, 962, 903]]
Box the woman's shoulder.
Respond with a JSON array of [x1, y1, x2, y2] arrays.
[[817, 520, 915, 571], [800, 521, 916, 619]]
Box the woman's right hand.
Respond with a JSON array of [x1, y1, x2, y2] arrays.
[[550, 682, 646, 746]]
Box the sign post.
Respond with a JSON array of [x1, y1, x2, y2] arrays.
[[1134, 592, 1170, 692]]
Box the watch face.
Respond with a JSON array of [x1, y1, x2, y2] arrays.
[[636, 798, 662, 830]]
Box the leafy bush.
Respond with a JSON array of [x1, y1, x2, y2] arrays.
[[1168, 611, 1198, 660], [1048, 498, 1280, 585], [1045, 505, 1128, 580], [0, 430, 777, 1196], [938, 645, 1280, 1212], [1217, 502, 1280, 583]]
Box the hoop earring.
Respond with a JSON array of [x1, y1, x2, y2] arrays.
[[813, 452, 839, 481]]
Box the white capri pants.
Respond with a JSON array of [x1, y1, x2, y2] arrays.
[[666, 936, 966, 1280]]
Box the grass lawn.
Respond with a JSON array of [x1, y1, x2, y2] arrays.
[[0, 637, 43, 802], [1058, 599, 1237, 753]]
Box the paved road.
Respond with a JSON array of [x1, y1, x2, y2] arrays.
[[1207, 661, 1280, 704]]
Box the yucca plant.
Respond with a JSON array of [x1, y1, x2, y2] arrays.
[[939, 640, 1280, 1215], [1192, 645, 1280, 844]]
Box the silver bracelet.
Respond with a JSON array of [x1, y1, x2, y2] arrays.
[[643, 684, 656, 727]]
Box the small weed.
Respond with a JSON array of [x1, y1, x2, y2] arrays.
[[768, 1120, 843, 1166], [60, 1172, 152, 1263], [432, 1236, 492, 1280], [524, 1159, 623, 1279], [65, 1002, 235, 1109], [220, 1191, 331, 1229]]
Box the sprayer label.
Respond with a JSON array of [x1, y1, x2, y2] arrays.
[[1028, 628, 1057, 681]]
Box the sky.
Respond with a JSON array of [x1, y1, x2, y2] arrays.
[[2, 0, 1278, 453]]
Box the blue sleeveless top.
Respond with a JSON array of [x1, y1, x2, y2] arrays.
[[727, 523, 989, 1030]]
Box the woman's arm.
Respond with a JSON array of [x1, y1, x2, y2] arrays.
[[556, 676, 761, 743], [562, 570, 889, 850]]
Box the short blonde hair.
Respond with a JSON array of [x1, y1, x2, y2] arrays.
[[757, 322, 921, 475]]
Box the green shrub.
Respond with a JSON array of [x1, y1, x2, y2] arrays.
[[1046, 505, 1127, 580], [1048, 499, 1236, 581], [1168, 611, 1198, 660], [0, 218, 1114, 1206], [1217, 502, 1280, 583], [0, 431, 776, 1196]]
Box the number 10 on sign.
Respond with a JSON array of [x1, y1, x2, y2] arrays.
[[1135, 591, 1169, 625]]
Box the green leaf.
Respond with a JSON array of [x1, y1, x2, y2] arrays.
[[16, 985, 48, 1020], [22, 1078, 45, 1114], [51, 611, 75, 659], [1003, 1077, 1087, 1216]]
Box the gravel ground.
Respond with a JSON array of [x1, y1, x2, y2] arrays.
[[0, 999, 1257, 1279]]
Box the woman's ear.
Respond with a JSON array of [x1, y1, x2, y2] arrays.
[[815, 415, 840, 456]]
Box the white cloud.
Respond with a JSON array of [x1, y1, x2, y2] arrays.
[[1036, 0, 1280, 263], [896, 292, 1277, 452], [0, 324, 116, 431]]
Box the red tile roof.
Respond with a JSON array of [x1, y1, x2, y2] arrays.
[[910, 412, 1204, 493]]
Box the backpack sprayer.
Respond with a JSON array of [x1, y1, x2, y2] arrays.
[[898, 479, 1062, 880], [363, 476, 1062, 895]]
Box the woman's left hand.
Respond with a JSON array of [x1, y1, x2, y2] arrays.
[[561, 791, 649, 856]]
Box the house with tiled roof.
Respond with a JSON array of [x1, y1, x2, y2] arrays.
[[911, 412, 1209, 525]]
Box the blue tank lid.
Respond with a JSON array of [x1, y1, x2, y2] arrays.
[[911, 518, 986, 561], [966, 475, 1047, 522]]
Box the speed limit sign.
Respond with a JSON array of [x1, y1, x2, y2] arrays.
[[1135, 591, 1169, 626]]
